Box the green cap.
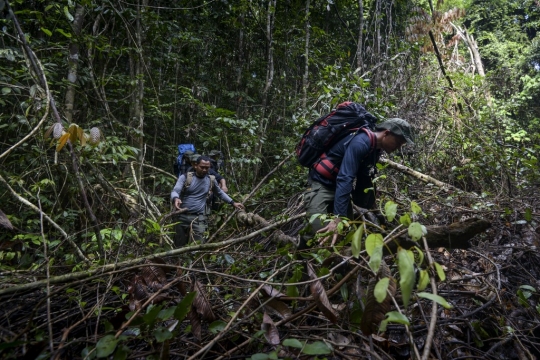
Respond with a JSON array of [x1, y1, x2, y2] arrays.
[[189, 153, 201, 162], [376, 118, 414, 144], [208, 149, 221, 157]]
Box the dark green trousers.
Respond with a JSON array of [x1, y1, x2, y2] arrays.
[[300, 181, 353, 248], [173, 213, 208, 247], [298, 181, 353, 250]]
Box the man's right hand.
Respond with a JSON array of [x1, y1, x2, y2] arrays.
[[317, 218, 343, 246], [173, 198, 182, 210]]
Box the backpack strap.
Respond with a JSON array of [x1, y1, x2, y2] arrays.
[[207, 175, 216, 200], [313, 128, 376, 181], [181, 172, 194, 196], [181, 172, 217, 200]]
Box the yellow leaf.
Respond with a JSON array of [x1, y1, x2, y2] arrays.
[[77, 127, 84, 145], [68, 124, 78, 144], [56, 132, 70, 152]]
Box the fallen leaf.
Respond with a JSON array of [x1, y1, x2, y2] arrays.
[[307, 263, 337, 324], [192, 280, 216, 321], [262, 313, 280, 345], [264, 298, 292, 320]]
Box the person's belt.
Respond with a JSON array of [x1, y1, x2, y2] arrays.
[[186, 212, 206, 216]]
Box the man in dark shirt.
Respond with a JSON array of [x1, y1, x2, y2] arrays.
[[302, 118, 414, 247]]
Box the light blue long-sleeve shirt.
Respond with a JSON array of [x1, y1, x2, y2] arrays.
[[171, 174, 233, 214]]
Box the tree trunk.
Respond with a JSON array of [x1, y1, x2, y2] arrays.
[[356, 0, 364, 71], [134, 0, 147, 162], [464, 31, 485, 77], [450, 23, 485, 77], [254, 0, 276, 184], [64, 4, 85, 123], [386, 217, 491, 253], [236, 13, 244, 99], [262, 0, 276, 111], [302, 0, 310, 110]]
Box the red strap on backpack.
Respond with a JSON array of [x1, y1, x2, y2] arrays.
[[313, 128, 376, 181]]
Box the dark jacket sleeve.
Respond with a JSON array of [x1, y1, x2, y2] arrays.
[[209, 168, 224, 182], [333, 135, 372, 217]]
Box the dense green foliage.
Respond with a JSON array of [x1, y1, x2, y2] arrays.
[[1, 0, 539, 358]]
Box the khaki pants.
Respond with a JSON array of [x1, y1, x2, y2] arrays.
[[300, 181, 352, 248], [173, 213, 208, 247]]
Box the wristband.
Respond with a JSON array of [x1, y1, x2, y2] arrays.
[[229, 199, 235, 205]]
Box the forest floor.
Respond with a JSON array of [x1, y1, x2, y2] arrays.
[[1, 186, 540, 360]]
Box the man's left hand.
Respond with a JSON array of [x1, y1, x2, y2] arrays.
[[317, 218, 342, 246]]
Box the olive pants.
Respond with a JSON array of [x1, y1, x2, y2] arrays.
[[300, 181, 353, 249], [173, 213, 208, 247]]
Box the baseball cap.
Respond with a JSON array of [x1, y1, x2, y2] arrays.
[[376, 118, 414, 144], [189, 153, 201, 162]]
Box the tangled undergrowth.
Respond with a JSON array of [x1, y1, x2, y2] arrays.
[[1, 186, 540, 360]]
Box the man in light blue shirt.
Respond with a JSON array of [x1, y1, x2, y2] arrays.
[[171, 155, 244, 246]]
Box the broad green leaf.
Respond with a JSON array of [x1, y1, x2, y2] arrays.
[[302, 341, 332, 355], [398, 247, 415, 307], [55, 28, 72, 38], [417, 269, 430, 291], [408, 222, 427, 241], [365, 233, 383, 256], [64, 6, 74, 21], [517, 289, 531, 307], [413, 246, 424, 265], [143, 304, 162, 325], [286, 285, 299, 297], [283, 338, 303, 348], [173, 291, 196, 321], [368, 241, 383, 273], [379, 311, 410, 332], [2, 87, 11, 95], [309, 213, 321, 224], [524, 208, 532, 222], [417, 292, 453, 309], [399, 213, 412, 226], [340, 283, 349, 301], [411, 201, 422, 214], [153, 327, 173, 342], [433, 262, 446, 281], [96, 334, 118, 358], [158, 306, 175, 320], [40, 27, 52, 36], [384, 201, 398, 222], [519, 285, 536, 292], [406, 249, 415, 263], [113, 344, 129, 360], [350, 225, 364, 258], [374, 277, 390, 303], [250, 354, 270, 360], [209, 320, 227, 334]]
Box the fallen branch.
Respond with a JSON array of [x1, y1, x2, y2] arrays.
[[0, 212, 305, 296], [236, 211, 297, 245], [385, 217, 491, 252], [0, 174, 89, 263], [207, 153, 294, 243], [380, 158, 477, 197]]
